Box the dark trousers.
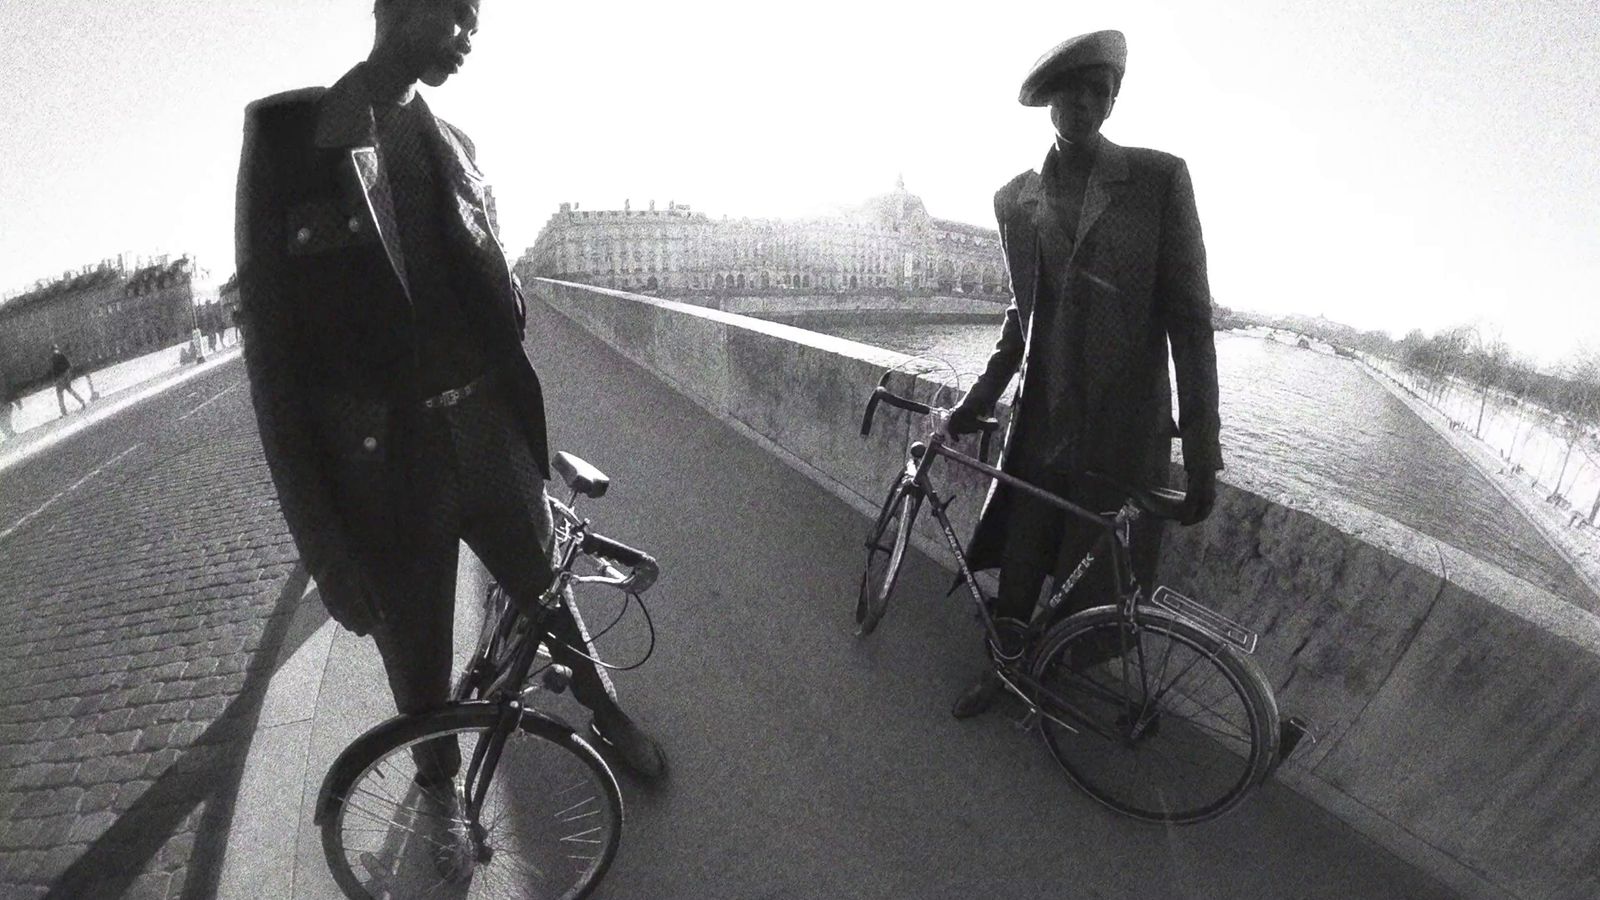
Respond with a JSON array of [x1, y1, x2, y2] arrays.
[[364, 383, 615, 784], [55, 376, 85, 415], [994, 468, 1165, 625]]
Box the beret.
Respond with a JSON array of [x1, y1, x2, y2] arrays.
[[1018, 30, 1127, 107]]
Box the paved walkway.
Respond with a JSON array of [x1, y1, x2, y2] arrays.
[[1, 344, 242, 476], [0, 357, 297, 899], [204, 301, 1470, 900], [0, 305, 1484, 898], [1358, 356, 1600, 609]]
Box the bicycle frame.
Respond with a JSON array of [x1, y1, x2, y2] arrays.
[[459, 490, 645, 835], [894, 432, 1158, 740]]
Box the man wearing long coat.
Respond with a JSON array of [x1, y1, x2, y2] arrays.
[[947, 30, 1223, 717], [235, 0, 664, 787]]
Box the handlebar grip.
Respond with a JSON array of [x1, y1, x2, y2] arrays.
[[582, 532, 648, 568], [860, 389, 884, 436], [861, 386, 936, 436]]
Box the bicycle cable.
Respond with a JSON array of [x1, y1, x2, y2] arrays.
[[550, 582, 659, 673]]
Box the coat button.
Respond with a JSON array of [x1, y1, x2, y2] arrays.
[[347, 216, 361, 232], [295, 227, 311, 243], [362, 436, 377, 451]]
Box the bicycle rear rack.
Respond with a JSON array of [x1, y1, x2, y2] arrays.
[[1148, 586, 1259, 654]]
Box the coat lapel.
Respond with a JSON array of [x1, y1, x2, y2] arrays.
[[1075, 137, 1129, 247], [413, 95, 520, 326], [313, 64, 412, 303]]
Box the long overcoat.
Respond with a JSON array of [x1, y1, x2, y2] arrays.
[[963, 138, 1223, 572], [234, 64, 549, 615]]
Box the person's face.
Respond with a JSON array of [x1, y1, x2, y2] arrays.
[[1047, 65, 1118, 147], [378, 0, 481, 87]]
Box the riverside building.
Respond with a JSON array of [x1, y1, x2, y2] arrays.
[[519, 180, 1010, 299]]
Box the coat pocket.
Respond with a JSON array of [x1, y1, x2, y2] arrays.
[[285, 198, 380, 258], [310, 394, 396, 555]]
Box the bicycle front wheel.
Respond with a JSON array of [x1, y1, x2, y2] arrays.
[[856, 476, 921, 635], [1029, 606, 1279, 824], [320, 705, 623, 899]]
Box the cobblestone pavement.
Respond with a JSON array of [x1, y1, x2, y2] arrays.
[[0, 359, 303, 900]]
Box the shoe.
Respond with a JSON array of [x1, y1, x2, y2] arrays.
[[414, 780, 475, 883], [951, 669, 1003, 719], [590, 707, 667, 781]]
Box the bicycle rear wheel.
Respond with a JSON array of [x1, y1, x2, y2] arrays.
[[320, 704, 623, 899], [1029, 606, 1279, 824], [856, 476, 921, 635]]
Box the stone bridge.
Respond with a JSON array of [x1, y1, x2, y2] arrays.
[[533, 276, 1600, 900]]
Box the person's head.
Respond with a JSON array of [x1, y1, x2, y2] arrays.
[[1017, 30, 1127, 149], [371, 0, 481, 88], [1045, 64, 1119, 148]]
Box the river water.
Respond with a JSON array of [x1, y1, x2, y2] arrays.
[[812, 320, 1593, 604]]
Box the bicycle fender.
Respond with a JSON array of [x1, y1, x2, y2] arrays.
[[311, 701, 577, 825]]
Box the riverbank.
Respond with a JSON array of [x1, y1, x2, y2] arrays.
[[1356, 355, 1600, 609]]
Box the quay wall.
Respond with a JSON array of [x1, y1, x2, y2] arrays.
[[533, 277, 1600, 900]]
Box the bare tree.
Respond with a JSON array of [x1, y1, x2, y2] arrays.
[[1547, 350, 1600, 507], [1462, 328, 1511, 438], [1502, 355, 1539, 460]]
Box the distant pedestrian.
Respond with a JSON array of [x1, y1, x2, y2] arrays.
[[0, 374, 19, 441], [50, 344, 87, 417]]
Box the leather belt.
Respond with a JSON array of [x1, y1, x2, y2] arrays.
[[421, 371, 493, 409]]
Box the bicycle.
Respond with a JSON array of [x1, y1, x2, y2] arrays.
[[857, 372, 1306, 824], [316, 451, 661, 899]]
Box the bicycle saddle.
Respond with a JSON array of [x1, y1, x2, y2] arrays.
[[554, 451, 610, 499]]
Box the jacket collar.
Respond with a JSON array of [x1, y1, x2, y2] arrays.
[[1021, 136, 1129, 245], [313, 63, 379, 149]]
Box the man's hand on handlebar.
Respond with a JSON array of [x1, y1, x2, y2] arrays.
[[945, 402, 990, 437]]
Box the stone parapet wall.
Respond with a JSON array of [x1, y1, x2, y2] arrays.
[[534, 278, 1599, 900]]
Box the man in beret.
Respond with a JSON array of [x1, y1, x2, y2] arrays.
[[946, 30, 1223, 718], [235, 0, 666, 873]]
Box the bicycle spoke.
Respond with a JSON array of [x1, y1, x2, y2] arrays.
[[1036, 615, 1272, 824]]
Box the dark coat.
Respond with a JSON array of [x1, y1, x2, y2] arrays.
[[234, 64, 548, 610], [964, 139, 1223, 572]]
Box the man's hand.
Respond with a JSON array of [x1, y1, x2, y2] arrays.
[[945, 400, 990, 437], [1179, 468, 1218, 526]]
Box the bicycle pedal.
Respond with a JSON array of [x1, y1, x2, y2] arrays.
[[1012, 709, 1040, 734]]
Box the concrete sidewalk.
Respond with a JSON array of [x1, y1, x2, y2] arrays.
[[206, 299, 1476, 900], [216, 554, 498, 899]]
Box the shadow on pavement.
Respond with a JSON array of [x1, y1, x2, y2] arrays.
[[44, 565, 312, 900]]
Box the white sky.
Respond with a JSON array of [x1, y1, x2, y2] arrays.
[[1, 0, 1596, 367]]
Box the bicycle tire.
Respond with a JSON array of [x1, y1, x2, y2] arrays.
[[319, 703, 623, 899], [856, 476, 920, 635], [1028, 606, 1279, 824]]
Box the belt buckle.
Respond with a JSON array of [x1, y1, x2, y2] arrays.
[[424, 382, 470, 409]]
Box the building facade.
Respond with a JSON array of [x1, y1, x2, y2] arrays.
[[0, 255, 204, 391], [519, 181, 1010, 299]]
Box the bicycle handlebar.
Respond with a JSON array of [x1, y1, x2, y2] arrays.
[[860, 379, 1000, 464], [578, 532, 659, 593]]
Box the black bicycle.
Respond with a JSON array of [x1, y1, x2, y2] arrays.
[[317, 451, 660, 899], [858, 373, 1303, 824]]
